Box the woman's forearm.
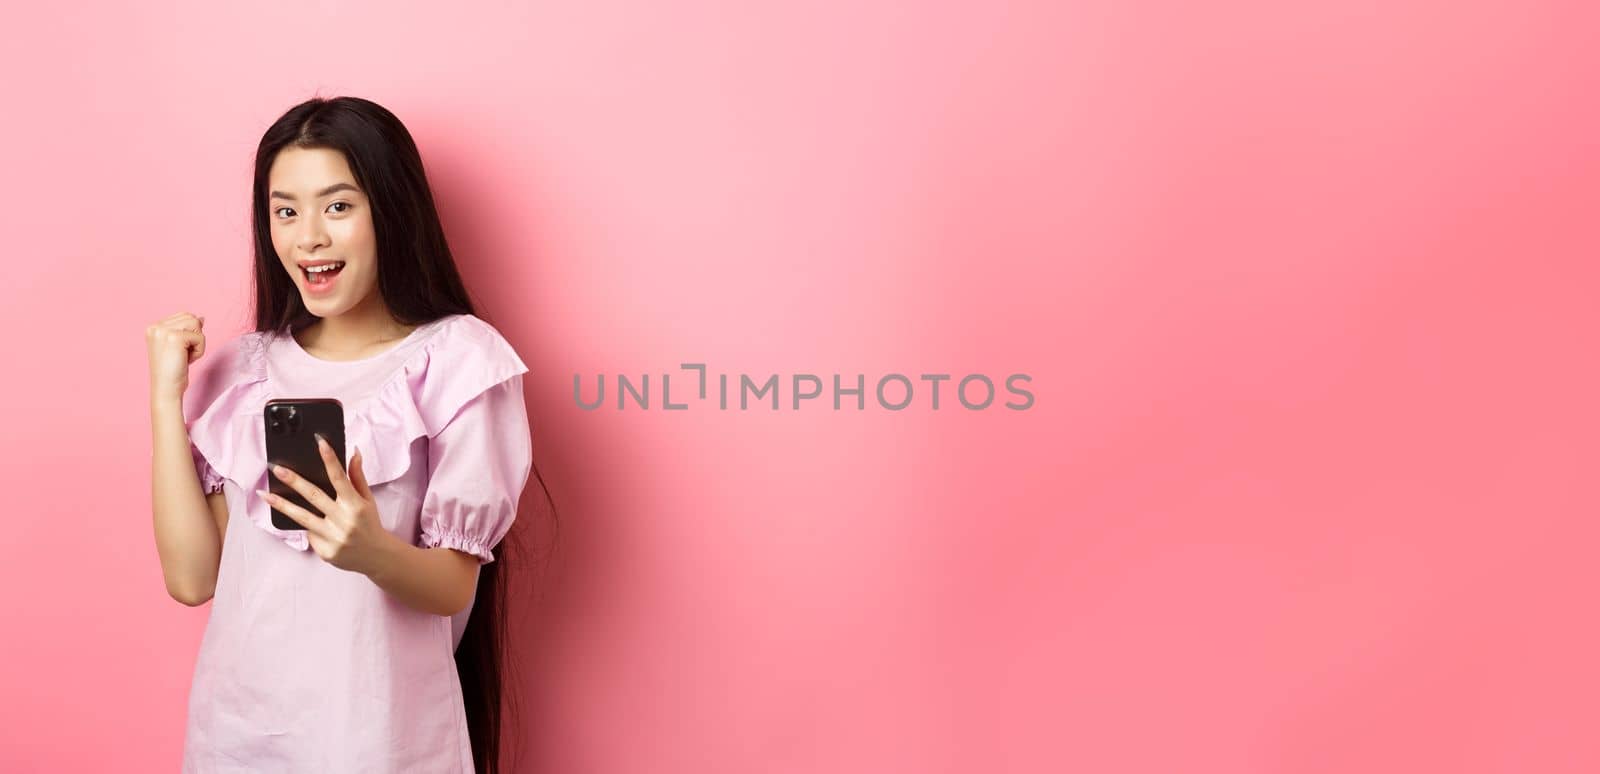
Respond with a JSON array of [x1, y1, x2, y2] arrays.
[[365, 537, 479, 618], [151, 395, 223, 605]]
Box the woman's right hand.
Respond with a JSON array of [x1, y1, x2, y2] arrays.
[[147, 312, 207, 404]]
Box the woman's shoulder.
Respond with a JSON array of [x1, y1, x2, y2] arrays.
[[423, 314, 525, 374], [182, 329, 270, 424], [433, 312, 513, 345], [387, 313, 528, 435]]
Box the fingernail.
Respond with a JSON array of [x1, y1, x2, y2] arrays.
[[272, 464, 287, 477], [314, 433, 327, 446], [256, 489, 272, 500]]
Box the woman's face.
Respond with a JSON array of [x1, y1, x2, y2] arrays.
[[267, 147, 380, 318]]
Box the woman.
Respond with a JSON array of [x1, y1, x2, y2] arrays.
[[147, 95, 551, 773]]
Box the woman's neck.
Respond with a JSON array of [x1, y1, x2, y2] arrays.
[[297, 303, 417, 358]]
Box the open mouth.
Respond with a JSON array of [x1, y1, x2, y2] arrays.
[[303, 261, 346, 286]]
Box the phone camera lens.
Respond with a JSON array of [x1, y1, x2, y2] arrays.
[[268, 404, 300, 434]]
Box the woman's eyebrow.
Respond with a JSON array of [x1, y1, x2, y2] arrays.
[[270, 182, 361, 201]]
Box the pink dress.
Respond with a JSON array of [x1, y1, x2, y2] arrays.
[[178, 313, 532, 773]]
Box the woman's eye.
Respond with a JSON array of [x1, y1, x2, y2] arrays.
[[273, 203, 349, 218]]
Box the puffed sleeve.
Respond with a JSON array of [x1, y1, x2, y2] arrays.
[[183, 331, 266, 498], [191, 440, 226, 495], [418, 374, 533, 564]]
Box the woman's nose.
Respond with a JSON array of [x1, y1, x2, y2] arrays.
[[296, 220, 329, 251]]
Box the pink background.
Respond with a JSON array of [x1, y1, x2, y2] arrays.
[[3, 1, 1597, 772]]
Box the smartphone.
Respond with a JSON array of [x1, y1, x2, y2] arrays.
[[263, 398, 346, 531]]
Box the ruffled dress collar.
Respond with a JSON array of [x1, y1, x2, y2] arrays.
[[184, 313, 528, 552]]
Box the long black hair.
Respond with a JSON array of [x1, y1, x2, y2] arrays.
[[247, 95, 556, 774]]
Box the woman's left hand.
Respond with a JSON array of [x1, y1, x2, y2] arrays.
[[258, 434, 395, 576]]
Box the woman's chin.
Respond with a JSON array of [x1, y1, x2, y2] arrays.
[[300, 292, 345, 315]]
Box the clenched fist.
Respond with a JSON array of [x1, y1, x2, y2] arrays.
[[147, 312, 207, 404]]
